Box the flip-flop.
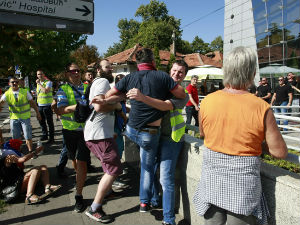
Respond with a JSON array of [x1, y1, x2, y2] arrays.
[[25, 194, 42, 205], [42, 184, 62, 199]]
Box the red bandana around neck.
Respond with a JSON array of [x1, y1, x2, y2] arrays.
[[137, 63, 157, 71]]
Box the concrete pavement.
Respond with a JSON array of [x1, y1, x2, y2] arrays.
[[0, 110, 189, 225]]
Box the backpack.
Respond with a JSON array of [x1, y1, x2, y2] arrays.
[[72, 79, 98, 123]]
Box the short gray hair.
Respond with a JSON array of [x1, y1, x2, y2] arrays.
[[223, 46, 257, 89]]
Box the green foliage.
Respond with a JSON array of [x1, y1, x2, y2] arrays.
[[0, 199, 6, 214], [135, 0, 169, 21], [191, 36, 212, 54], [0, 25, 86, 80], [176, 39, 193, 54], [154, 46, 163, 70], [261, 152, 300, 173], [167, 53, 176, 72], [70, 44, 100, 72], [210, 36, 223, 53]]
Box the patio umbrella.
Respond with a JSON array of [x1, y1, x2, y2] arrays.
[[259, 64, 300, 74], [185, 65, 223, 80]]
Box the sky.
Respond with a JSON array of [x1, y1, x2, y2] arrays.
[[86, 0, 225, 55]]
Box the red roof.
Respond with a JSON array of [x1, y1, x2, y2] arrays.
[[102, 44, 223, 68]]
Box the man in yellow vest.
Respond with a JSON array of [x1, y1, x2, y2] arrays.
[[36, 69, 55, 144], [126, 60, 189, 225], [0, 77, 41, 152], [55, 63, 90, 213]]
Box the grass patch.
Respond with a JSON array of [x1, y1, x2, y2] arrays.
[[0, 199, 7, 214], [261, 150, 300, 173]]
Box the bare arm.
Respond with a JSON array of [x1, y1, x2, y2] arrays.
[[170, 85, 186, 99], [262, 92, 271, 100], [291, 85, 300, 93], [0, 99, 5, 112], [287, 92, 293, 106], [4, 146, 44, 166], [198, 110, 204, 138], [56, 104, 77, 115], [126, 88, 174, 111], [263, 109, 288, 159], [29, 99, 41, 121], [188, 94, 199, 111], [270, 93, 276, 106], [92, 94, 122, 113]]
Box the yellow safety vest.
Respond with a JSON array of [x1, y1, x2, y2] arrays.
[[170, 89, 188, 142], [37, 80, 53, 105], [59, 83, 88, 130], [5, 88, 31, 120]]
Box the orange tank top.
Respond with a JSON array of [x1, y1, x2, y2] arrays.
[[200, 90, 270, 156]]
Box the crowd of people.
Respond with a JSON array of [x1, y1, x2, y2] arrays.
[[0, 46, 290, 225]]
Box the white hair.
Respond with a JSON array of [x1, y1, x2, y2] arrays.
[[223, 46, 257, 89]]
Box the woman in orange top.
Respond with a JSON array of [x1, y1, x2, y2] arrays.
[[193, 46, 287, 225]]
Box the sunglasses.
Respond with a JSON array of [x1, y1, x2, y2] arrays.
[[278, 79, 283, 81], [10, 81, 19, 84], [67, 69, 80, 74]]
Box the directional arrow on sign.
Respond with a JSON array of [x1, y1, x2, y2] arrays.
[[0, 0, 94, 22], [76, 5, 91, 17]]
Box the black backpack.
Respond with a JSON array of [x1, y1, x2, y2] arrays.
[[72, 80, 98, 123]]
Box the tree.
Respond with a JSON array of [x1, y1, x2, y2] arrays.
[[71, 44, 100, 72], [105, 0, 182, 55], [210, 36, 223, 53], [176, 40, 193, 54], [0, 25, 86, 80], [191, 36, 212, 54]]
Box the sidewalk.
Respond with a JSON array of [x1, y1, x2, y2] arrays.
[[0, 112, 188, 225]]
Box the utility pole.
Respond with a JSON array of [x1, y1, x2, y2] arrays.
[[171, 30, 176, 55]]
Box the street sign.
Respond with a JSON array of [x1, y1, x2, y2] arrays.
[[0, 0, 94, 22], [15, 65, 21, 75]]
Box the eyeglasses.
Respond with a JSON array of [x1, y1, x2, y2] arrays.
[[67, 69, 80, 74]]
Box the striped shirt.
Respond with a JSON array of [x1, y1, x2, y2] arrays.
[[56, 82, 85, 130], [193, 147, 269, 225]]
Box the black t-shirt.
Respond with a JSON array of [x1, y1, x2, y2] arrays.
[[115, 70, 178, 128], [257, 84, 271, 102], [274, 84, 293, 105]]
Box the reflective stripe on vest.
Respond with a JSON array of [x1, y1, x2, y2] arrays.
[[170, 108, 186, 142], [37, 80, 53, 104], [5, 88, 31, 119], [169, 88, 188, 142], [60, 84, 88, 130]]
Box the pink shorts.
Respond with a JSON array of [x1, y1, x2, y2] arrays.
[[86, 138, 122, 176]]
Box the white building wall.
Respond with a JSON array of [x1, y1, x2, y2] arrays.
[[224, 0, 260, 83]]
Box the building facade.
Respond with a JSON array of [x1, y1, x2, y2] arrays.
[[224, 0, 300, 83]]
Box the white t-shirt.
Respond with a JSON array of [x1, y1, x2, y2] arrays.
[[1, 90, 33, 102], [84, 78, 115, 141]]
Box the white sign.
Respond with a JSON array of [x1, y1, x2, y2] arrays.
[[15, 65, 21, 75], [0, 0, 94, 22]]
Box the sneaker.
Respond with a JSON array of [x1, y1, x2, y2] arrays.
[[139, 203, 151, 212], [74, 195, 85, 213], [46, 139, 54, 145], [112, 180, 128, 189], [85, 206, 112, 223], [162, 222, 173, 225]]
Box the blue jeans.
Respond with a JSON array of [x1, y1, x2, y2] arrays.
[[274, 101, 288, 131], [185, 106, 199, 126], [10, 118, 32, 140], [57, 137, 68, 172], [152, 140, 184, 225], [124, 124, 160, 204]]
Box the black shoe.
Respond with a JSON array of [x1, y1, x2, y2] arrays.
[[87, 165, 97, 173], [46, 139, 54, 144], [74, 195, 85, 213], [85, 206, 113, 223], [139, 203, 151, 212], [40, 136, 48, 141], [151, 203, 162, 209]]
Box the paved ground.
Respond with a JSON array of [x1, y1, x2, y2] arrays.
[[0, 108, 189, 225]]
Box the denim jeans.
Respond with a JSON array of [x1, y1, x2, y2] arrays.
[[57, 137, 68, 172], [38, 105, 54, 139], [185, 106, 199, 126], [10, 118, 32, 140], [124, 124, 160, 204], [274, 101, 288, 130], [152, 139, 184, 225]]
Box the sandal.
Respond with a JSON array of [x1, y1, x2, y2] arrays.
[[25, 194, 41, 205], [43, 184, 62, 198]]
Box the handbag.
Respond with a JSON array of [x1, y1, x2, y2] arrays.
[[0, 175, 23, 203]]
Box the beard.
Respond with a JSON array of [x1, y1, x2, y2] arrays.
[[99, 71, 114, 83]]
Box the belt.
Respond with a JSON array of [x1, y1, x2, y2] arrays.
[[138, 126, 160, 135]]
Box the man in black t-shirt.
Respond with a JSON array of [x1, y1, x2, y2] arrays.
[[256, 78, 271, 103], [91, 48, 186, 213], [271, 76, 293, 129]]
